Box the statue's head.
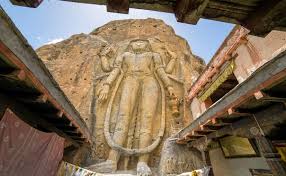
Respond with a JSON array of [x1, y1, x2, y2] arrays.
[[128, 39, 152, 53]]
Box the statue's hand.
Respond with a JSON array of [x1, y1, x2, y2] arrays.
[[98, 84, 110, 102], [167, 86, 175, 97]]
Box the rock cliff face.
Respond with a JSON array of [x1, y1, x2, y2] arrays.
[[36, 18, 205, 173]]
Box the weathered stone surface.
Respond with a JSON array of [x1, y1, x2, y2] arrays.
[[159, 139, 204, 175], [36, 18, 205, 174]]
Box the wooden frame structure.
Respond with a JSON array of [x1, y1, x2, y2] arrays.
[[0, 7, 92, 147], [10, 0, 286, 36]]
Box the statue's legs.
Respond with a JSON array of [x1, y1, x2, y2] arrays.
[[137, 76, 159, 176], [88, 76, 139, 173], [108, 76, 139, 166]]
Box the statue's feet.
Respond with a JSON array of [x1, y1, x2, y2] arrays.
[[137, 162, 152, 176], [86, 160, 117, 173]]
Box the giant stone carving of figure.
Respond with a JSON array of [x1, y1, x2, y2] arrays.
[[36, 19, 206, 175], [88, 39, 177, 176]]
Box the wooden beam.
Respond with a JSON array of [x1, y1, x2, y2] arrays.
[[177, 138, 188, 144], [195, 130, 212, 135], [245, 0, 286, 36], [175, 0, 209, 24], [227, 107, 252, 118], [263, 97, 286, 103], [211, 118, 231, 126], [0, 69, 26, 80], [55, 124, 77, 131], [182, 131, 204, 142], [175, 0, 191, 22], [107, 0, 129, 13], [36, 94, 48, 103], [200, 125, 216, 132], [189, 104, 286, 148], [64, 128, 80, 134], [254, 90, 265, 100], [15, 94, 48, 104], [66, 132, 82, 137], [185, 132, 199, 138], [191, 130, 206, 137], [254, 91, 286, 103], [57, 110, 64, 118], [71, 136, 86, 141], [10, 0, 43, 8], [227, 108, 235, 115], [208, 1, 254, 12], [184, 136, 197, 142], [187, 0, 209, 24]]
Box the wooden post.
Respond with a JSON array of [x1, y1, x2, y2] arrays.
[[202, 150, 214, 176], [255, 136, 286, 176]]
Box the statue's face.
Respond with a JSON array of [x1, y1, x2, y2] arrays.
[[131, 40, 148, 52]]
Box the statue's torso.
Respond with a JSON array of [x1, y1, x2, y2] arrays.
[[123, 52, 153, 75]]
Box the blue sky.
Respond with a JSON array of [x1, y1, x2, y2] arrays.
[[1, 0, 234, 62]]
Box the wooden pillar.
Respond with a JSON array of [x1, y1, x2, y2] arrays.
[[255, 136, 286, 176], [202, 150, 214, 176]]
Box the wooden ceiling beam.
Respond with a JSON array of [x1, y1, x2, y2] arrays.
[[107, 0, 129, 14], [16, 94, 48, 104], [0, 69, 26, 81], [254, 90, 286, 103], [227, 107, 252, 118], [175, 0, 209, 24], [194, 130, 212, 135], [211, 118, 232, 127], [244, 0, 286, 36]]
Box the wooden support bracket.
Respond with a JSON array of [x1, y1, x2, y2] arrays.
[[211, 118, 232, 126], [254, 91, 266, 100], [17, 94, 48, 104], [254, 91, 286, 103], [200, 125, 216, 132], [56, 110, 64, 118], [1, 69, 26, 80], [36, 94, 48, 103], [227, 107, 252, 118], [192, 130, 206, 137]]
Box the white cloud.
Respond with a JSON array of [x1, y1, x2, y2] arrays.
[[45, 38, 64, 45]]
